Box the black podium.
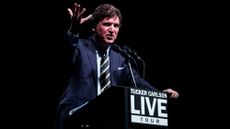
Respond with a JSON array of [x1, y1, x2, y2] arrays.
[[65, 86, 169, 129]]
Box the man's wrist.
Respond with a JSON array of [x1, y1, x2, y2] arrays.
[[68, 30, 79, 38]]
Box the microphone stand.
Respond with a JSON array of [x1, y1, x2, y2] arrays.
[[122, 45, 146, 79], [127, 59, 137, 88], [139, 57, 146, 79], [111, 44, 137, 88]]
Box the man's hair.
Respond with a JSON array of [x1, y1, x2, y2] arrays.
[[91, 4, 122, 27]]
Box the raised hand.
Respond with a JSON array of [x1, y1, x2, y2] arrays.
[[67, 3, 92, 34]]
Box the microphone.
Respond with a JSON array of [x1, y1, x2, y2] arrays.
[[122, 45, 142, 60], [111, 44, 132, 59], [121, 45, 146, 79]]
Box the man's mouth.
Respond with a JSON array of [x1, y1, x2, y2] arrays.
[[106, 35, 114, 40]]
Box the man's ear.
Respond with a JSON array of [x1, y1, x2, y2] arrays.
[[92, 28, 95, 32]]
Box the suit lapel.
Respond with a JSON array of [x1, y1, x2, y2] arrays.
[[84, 39, 98, 87], [110, 50, 118, 72], [110, 49, 120, 86]]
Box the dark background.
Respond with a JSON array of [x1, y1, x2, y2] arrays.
[[3, 0, 227, 129]]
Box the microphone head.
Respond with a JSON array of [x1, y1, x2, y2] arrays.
[[111, 44, 131, 59], [122, 45, 132, 53], [111, 44, 122, 52], [121, 45, 141, 60], [122, 45, 130, 50]]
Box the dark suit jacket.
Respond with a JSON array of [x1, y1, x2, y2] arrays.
[[54, 35, 157, 129]]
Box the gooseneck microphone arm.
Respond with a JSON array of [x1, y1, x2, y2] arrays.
[[111, 44, 137, 88], [127, 60, 137, 88], [122, 45, 146, 79]]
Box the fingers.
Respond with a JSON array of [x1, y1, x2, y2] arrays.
[[72, 3, 79, 16], [71, 3, 86, 18], [68, 3, 89, 23], [67, 3, 79, 19], [170, 91, 179, 99], [79, 8, 86, 17], [67, 8, 73, 18], [163, 88, 179, 99]]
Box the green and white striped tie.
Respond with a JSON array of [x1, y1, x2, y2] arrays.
[[100, 53, 111, 92]]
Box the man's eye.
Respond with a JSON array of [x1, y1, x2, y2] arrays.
[[103, 23, 111, 26], [114, 24, 120, 28]]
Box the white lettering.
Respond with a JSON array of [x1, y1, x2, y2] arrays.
[[131, 95, 140, 114], [148, 91, 167, 98], [131, 115, 168, 126], [131, 95, 168, 118], [145, 97, 157, 116], [158, 99, 167, 117], [130, 89, 147, 96], [141, 96, 145, 115]]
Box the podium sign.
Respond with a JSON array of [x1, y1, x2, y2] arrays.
[[65, 86, 168, 129], [129, 88, 168, 128]]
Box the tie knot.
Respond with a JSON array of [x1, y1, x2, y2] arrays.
[[98, 49, 107, 57], [103, 53, 108, 58]]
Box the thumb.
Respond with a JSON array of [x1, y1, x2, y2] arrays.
[[81, 14, 93, 24]]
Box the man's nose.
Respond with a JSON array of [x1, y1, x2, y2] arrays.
[[108, 25, 115, 32]]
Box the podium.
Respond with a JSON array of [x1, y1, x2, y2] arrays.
[[65, 86, 169, 129]]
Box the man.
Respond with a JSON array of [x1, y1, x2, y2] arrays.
[[54, 3, 179, 129]]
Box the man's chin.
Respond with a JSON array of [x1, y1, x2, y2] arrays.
[[105, 40, 115, 44]]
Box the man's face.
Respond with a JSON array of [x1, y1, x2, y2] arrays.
[[94, 16, 120, 47]]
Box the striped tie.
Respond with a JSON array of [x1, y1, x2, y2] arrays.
[[100, 53, 111, 93]]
